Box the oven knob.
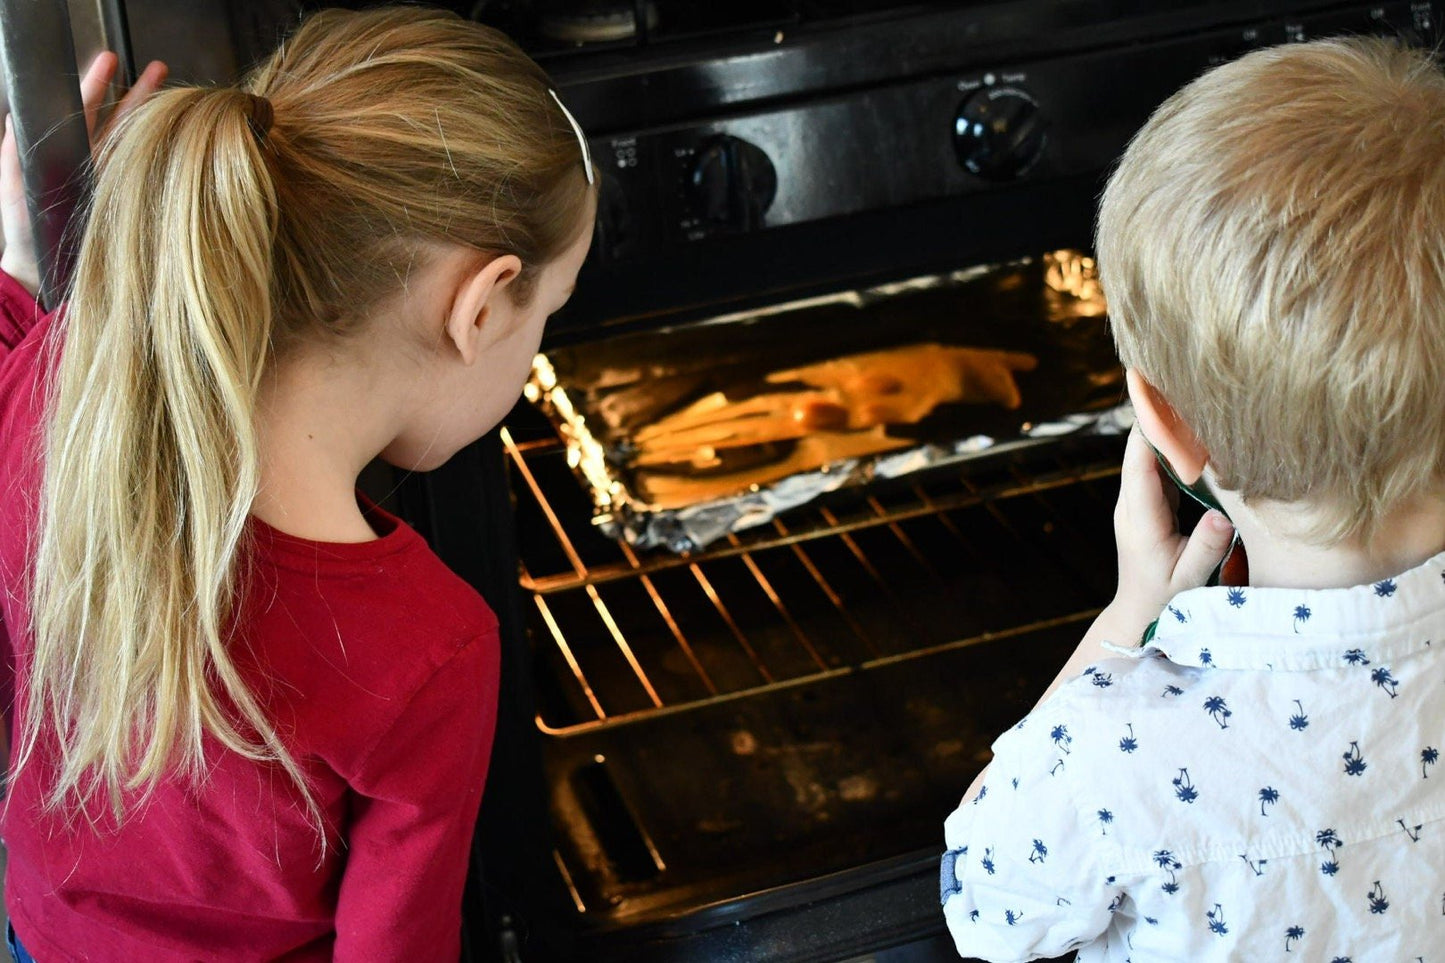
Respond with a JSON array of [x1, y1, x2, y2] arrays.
[[953, 86, 1048, 181], [688, 135, 778, 231]]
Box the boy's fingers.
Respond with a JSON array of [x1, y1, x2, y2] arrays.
[[79, 51, 119, 137], [1118, 425, 1173, 525], [1120, 424, 1157, 482], [1172, 510, 1234, 589]]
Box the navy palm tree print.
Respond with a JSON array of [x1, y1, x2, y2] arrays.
[[1373, 578, 1397, 597], [1199, 648, 1214, 666], [1240, 852, 1267, 876], [1204, 696, 1232, 729], [1227, 588, 1247, 607], [1316, 828, 1343, 876], [1153, 850, 1182, 894], [1005, 909, 1023, 926], [1050, 724, 1072, 755], [1085, 666, 1114, 688], [981, 847, 995, 875], [1028, 839, 1048, 864], [1119, 723, 1138, 753], [1163, 684, 1184, 698], [1259, 786, 1280, 815], [1172, 768, 1199, 803], [1370, 666, 1399, 698], [1343, 741, 1367, 776], [1098, 809, 1113, 835], [1284, 925, 1305, 951], [1289, 699, 1309, 731], [1292, 604, 1311, 632], [1167, 604, 1187, 623], [1397, 818, 1422, 842], [1207, 903, 1229, 935], [1367, 880, 1389, 914], [1343, 648, 1371, 666], [1423, 746, 1439, 778]]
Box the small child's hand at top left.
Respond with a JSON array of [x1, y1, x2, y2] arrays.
[[1, 52, 167, 299]]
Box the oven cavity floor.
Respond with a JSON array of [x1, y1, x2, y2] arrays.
[[546, 619, 1083, 929]]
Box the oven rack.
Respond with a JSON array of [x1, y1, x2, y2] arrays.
[[502, 427, 1124, 736]]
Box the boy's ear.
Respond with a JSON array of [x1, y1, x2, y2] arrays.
[[1126, 369, 1210, 485], [445, 253, 523, 366]]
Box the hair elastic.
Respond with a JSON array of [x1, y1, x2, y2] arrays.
[[244, 93, 274, 141], [549, 89, 595, 185]]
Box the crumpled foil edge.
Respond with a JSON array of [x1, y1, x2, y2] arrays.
[[527, 351, 1134, 555]]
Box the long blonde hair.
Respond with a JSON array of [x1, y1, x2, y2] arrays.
[[22, 6, 590, 827]]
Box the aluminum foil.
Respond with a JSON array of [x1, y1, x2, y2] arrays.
[[524, 251, 1128, 554]]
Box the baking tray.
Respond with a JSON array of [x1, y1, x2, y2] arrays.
[[525, 250, 1128, 552]]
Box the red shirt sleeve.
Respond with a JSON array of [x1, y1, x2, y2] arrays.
[[0, 269, 42, 360], [332, 629, 500, 962]]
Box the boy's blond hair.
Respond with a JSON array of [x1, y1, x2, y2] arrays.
[[1098, 38, 1445, 544]]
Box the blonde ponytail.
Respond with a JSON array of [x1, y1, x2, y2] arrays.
[[21, 85, 298, 823], [21, 6, 589, 831]]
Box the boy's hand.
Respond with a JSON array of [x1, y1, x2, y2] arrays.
[[1110, 424, 1235, 634], [1, 52, 167, 298]]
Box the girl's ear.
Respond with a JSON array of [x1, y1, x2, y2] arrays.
[[1126, 368, 1210, 485], [445, 253, 523, 366]]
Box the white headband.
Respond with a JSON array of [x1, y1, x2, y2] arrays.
[[549, 89, 595, 185]]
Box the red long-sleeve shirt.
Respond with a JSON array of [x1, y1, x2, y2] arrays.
[[0, 271, 500, 960]]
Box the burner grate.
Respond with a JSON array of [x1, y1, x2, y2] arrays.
[[502, 426, 1124, 735]]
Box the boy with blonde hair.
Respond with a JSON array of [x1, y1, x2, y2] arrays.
[[942, 37, 1445, 961]]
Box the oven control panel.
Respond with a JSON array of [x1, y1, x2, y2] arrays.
[[586, 0, 1440, 264]]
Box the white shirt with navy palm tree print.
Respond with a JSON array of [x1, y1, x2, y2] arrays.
[[942, 551, 1445, 962]]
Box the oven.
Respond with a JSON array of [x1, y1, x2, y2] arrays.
[[5, 1, 1440, 961]]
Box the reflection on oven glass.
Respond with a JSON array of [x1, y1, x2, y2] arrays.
[[524, 250, 1126, 552]]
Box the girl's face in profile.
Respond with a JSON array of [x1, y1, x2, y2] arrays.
[[384, 193, 597, 472]]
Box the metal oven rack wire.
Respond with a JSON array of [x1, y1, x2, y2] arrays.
[[501, 425, 1125, 738]]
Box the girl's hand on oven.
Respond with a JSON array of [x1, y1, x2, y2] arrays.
[[1108, 423, 1234, 635], [0, 113, 38, 297], [1, 52, 167, 299]]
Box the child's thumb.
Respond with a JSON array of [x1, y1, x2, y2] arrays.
[[1172, 510, 1234, 590]]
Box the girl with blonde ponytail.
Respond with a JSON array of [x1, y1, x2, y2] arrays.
[[0, 8, 595, 960]]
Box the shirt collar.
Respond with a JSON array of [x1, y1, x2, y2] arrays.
[[1132, 550, 1445, 671]]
